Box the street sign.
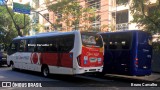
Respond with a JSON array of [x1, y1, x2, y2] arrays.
[[13, 2, 31, 14]]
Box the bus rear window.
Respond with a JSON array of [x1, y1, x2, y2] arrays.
[[107, 32, 132, 50], [81, 34, 103, 47]]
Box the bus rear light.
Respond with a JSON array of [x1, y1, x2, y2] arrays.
[[100, 48, 104, 52], [77, 55, 81, 66], [135, 58, 138, 61], [135, 58, 138, 65]]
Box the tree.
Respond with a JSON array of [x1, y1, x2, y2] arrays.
[[118, 0, 160, 34], [13, 14, 30, 35], [46, 0, 97, 31], [118, 0, 160, 51], [0, 5, 30, 46], [0, 6, 17, 46], [2, 0, 31, 36]]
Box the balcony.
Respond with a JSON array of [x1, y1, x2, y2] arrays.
[[145, 0, 157, 5], [116, 23, 129, 31]]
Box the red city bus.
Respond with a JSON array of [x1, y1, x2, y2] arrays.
[[7, 31, 104, 77]]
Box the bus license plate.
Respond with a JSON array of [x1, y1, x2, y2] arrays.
[[90, 57, 97, 62]]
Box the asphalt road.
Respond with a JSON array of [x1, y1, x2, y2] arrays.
[[0, 65, 159, 90]]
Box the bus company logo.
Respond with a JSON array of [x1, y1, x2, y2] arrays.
[[30, 53, 41, 64], [16, 55, 29, 60], [86, 52, 93, 56], [94, 53, 99, 56]]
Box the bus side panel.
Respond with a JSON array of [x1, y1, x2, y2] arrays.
[[80, 46, 103, 67], [40, 52, 73, 68], [41, 53, 58, 66], [130, 32, 138, 75], [136, 32, 152, 75], [59, 53, 73, 68]]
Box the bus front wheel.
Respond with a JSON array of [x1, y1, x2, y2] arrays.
[[42, 66, 49, 77]]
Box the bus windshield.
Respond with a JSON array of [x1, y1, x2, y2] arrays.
[[81, 34, 103, 47]]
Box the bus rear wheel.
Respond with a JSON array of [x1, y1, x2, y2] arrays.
[[42, 66, 49, 77], [10, 61, 15, 70]]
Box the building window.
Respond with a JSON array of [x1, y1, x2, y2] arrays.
[[32, 0, 39, 9], [116, 10, 128, 24], [91, 15, 101, 30], [116, 0, 128, 6], [86, 0, 101, 10], [19, 40, 27, 52], [33, 13, 39, 23]]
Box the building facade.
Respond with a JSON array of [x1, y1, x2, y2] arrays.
[[109, 0, 138, 31], [109, 0, 158, 31], [7, 0, 159, 35], [30, 0, 110, 34]]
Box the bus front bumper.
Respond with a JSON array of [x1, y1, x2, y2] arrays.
[[74, 66, 103, 74]]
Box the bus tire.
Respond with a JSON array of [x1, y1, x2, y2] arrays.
[[10, 61, 15, 70], [42, 66, 49, 77], [7, 63, 11, 67]]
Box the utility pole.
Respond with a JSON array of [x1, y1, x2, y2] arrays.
[[32, 10, 57, 31]]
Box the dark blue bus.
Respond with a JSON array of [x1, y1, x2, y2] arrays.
[[100, 30, 152, 76]]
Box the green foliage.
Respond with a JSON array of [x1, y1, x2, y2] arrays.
[[32, 23, 42, 33], [126, 0, 160, 34], [47, 0, 96, 31], [118, 0, 160, 51], [116, 0, 128, 5], [13, 14, 30, 35], [0, 6, 17, 46], [153, 42, 160, 51], [0, 6, 30, 46]]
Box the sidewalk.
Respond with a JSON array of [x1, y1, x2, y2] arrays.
[[105, 73, 160, 82]]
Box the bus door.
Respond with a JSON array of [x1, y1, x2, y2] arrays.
[[7, 40, 20, 68], [137, 32, 152, 72]]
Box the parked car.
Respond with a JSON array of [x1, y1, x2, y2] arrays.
[[0, 44, 7, 66]]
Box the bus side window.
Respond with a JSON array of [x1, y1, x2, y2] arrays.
[[36, 38, 46, 52], [121, 41, 129, 49], [11, 43, 18, 52], [45, 36, 58, 53], [109, 41, 117, 49], [19, 40, 27, 52], [58, 35, 74, 53], [58, 37, 66, 52], [28, 39, 36, 52], [7, 42, 18, 55]]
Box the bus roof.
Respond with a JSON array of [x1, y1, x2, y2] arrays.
[[13, 31, 80, 40], [99, 30, 147, 34]]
